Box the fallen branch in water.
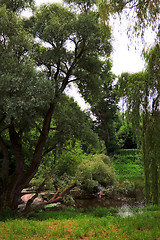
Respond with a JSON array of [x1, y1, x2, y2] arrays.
[[19, 183, 76, 216], [21, 179, 46, 213]]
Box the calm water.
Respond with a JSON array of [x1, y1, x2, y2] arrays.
[[75, 197, 144, 209]]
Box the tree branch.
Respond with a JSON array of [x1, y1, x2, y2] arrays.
[[42, 146, 56, 158], [49, 127, 57, 131], [68, 78, 80, 83], [20, 179, 47, 214], [152, 95, 159, 112], [19, 183, 76, 216], [21, 103, 55, 187], [60, 183, 76, 198], [54, 60, 61, 81]]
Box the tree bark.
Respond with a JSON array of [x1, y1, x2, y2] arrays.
[[0, 123, 25, 210], [0, 104, 55, 211], [0, 136, 9, 184]]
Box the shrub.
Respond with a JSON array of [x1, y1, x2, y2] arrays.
[[76, 154, 116, 193], [118, 179, 135, 195]]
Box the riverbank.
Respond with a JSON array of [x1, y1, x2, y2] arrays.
[[1, 206, 160, 239]]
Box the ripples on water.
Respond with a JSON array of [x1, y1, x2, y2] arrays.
[[75, 197, 145, 217]]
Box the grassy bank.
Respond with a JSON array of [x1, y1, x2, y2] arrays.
[[113, 149, 143, 180], [0, 207, 160, 239]]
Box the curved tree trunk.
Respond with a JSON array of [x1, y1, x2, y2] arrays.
[[0, 104, 55, 211]]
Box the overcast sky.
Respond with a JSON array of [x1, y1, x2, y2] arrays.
[[23, 0, 155, 109]]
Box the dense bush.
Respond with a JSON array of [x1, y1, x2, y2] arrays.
[[76, 154, 116, 193]]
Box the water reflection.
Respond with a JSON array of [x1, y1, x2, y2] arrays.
[[75, 197, 144, 209]]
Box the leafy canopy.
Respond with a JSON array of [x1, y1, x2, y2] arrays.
[[0, 0, 34, 12]]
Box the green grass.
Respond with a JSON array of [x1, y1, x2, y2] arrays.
[[113, 149, 144, 181], [0, 207, 160, 239]]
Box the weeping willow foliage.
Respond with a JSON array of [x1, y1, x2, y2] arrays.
[[118, 44, 160, 205], [97, 0, 160, 39]]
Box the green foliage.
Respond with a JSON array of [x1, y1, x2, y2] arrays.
[[118, 149, 140, 156], [32, 3, 75, 44], [117, 116, 137, 149], [30, 154, 55, 190], [30, 1, 112, 103], [64, 0, 96, 11], [113, 149, 143, 180], [90, 71, 119, 153], [55, 141, 86, 177], [98, 0, 160, 39], [119, 179, 135, 194], [0, 0, 34, 12], [0, 6, 54, 128], [77, 154, 116, 192], [63, 195, 75, 206], [31, 139, 89, 190], [53, 95, 100, 153], [114, 163, 143, 180], [29, 96, 102, 192], [118, 44, 160, 204], [0, 72, 53, 127], [21, 95, 100, 175]]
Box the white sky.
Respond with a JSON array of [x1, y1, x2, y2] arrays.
[[24, 0, 155, 109]]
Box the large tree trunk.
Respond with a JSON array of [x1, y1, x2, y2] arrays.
[[0, 184, 23, 210], [0, 104, 55, 211]]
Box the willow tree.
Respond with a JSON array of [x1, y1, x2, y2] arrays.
[[0, 0, 112, 211], [98, 0, 160, 38], [118, 43, 160, 205]]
